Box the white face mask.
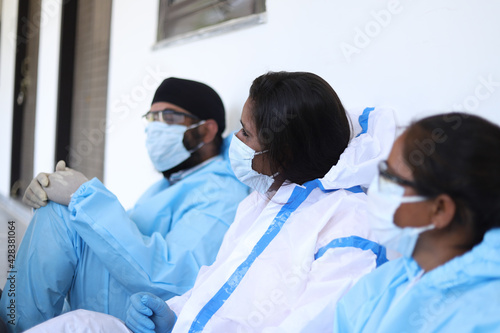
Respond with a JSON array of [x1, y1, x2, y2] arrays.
[[367, 172, 433, 258], [228, 134, 275, 194], [145, 121, 205, 172]]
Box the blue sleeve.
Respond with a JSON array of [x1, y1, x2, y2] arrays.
[[333, 277, 369, 333], [428, 281, 500, 332], [333, 297, 353, 333], [333, 258, 407, 332], [68, 178, 237, 298]]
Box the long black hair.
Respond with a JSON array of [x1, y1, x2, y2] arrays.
[[249, 71, 351, 185], [403, 112, 500, 247]]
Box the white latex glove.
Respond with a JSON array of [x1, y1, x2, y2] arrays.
[[22, 161, 89, 208], [23, 172, 50, 209], [44, 161, 89, 206]]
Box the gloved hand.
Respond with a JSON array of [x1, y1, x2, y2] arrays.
[[44, 160, 89, 206], [22, 160, 69, 208], [23, 172, 50, 209], [22, 161, 88, 208], [126, 292, 176, 333]]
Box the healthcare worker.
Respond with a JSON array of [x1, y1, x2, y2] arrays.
[[0, 78, 249, 332], [21, 71, 396, 333], [333, 113, 500, 332]]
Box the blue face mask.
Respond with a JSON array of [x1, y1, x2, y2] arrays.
[[145, 121, 205, 172], [367, 173, 433, 259]]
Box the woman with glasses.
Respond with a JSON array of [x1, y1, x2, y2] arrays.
[[334, 113, 500, 332], [23, 71, 397, 332]]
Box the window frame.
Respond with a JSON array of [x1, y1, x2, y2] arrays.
[[155, 0, 266, 49]]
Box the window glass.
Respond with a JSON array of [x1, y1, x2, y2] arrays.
[[158, 0, 266, 43]]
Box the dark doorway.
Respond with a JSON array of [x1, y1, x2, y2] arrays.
[[55, 0, 78, 165], [10, 0, 41, 199]]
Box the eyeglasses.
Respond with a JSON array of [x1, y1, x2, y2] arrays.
[[142, 109, 199, 125], [378, 160, 418, 188]]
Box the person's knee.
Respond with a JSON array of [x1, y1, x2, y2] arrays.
[[31, 201, 73, 229], [23, 201, 79, 252], [33, 201, 69, 217], [25, 310, 130, 332]]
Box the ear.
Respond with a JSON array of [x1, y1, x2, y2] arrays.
[[430, 194, 456, 229], [199, 119, 218, 144]]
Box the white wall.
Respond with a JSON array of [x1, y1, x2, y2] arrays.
[[106, 0, 500, 208], [32, 0, 62, 176]]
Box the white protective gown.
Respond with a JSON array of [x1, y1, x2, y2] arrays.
[[25, 107, 396, 333], [167, 107, 396, 332]]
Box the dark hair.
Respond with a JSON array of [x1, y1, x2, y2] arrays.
[[249, 71, 351, 185], [403, 112, 500, 246]]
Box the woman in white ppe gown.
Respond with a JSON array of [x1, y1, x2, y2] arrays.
[[26, 71, 396, 333]]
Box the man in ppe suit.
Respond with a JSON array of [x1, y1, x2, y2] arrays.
[[0, 78, 249, 332]]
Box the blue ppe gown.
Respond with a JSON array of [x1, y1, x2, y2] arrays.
[[0, 156, 248, 332], [333, 227, 500, 332]]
